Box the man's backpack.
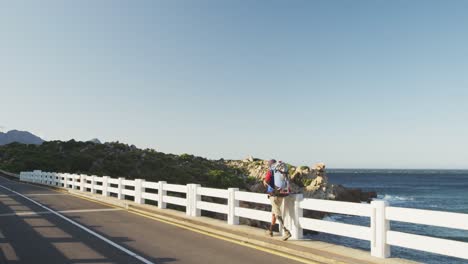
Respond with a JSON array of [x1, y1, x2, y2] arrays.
[[272, 162, 290, 196]]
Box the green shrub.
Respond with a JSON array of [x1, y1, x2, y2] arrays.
[[0, 140, 247, 189]]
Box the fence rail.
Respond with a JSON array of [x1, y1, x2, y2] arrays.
[[19, 170, 468, 261]]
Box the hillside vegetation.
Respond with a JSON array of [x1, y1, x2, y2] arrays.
[[0, 140, 247, 189]]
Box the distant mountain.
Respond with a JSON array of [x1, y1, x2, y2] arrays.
[[0, 130, 44, 145], [87, 138, 102, 144]]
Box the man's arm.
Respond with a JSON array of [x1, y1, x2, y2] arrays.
[[263, 170, 272, 187]]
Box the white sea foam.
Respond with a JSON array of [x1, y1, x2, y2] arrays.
[[376, 194, 414, 203], [322, 214, 343, 222]]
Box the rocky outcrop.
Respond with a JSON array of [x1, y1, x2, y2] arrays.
[[225, 157, 377, 226], [226, 157, 376, 203]]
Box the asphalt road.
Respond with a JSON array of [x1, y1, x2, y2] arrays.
[[0, 175, 303, 264]]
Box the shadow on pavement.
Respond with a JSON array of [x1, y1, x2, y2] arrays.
[[0, 177, 177, 264]]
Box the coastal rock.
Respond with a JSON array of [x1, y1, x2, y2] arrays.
[[222, 159, 378, 227], [242, 155, 255, 163], [290, 166, 310, 181], [225, 159, 376, 204]]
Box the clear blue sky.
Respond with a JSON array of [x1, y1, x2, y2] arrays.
[[1, 1, 467, 169]]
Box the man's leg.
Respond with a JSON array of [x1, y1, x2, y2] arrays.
[[268, 196, 291, 240], [279, 215, 291, 240], [267, 196, 277, 236], [274, 197, 291, 241], [267, 213, 276, 236]]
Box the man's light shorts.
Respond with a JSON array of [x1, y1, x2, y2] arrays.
[[269, 196, 283, 216]]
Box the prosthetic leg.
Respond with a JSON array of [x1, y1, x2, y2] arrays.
[[267, 215, 292, 241]]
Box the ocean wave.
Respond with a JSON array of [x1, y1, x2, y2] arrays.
[[376, 194, 414, 203], [322, 214, 344, 222]]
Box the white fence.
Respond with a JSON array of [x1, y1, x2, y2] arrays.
[[19, 170, 468, 261]]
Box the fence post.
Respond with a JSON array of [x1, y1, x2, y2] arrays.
[[71, 175, 75, 189], [35, 170, 42, 184], [102, 176, 109, 197], [70, 174, 74, 189], [282, 194, 303, 239], [291, 194, 304, 240], [72, 174, 76, 189], [90, 175, 96, 194], [64, 173, 68, 188], [80, 175, 85, 191], [186, 184, 193, 216], [135, 179, 144, 204], [371, 200, 390, 258], [228, 188, 239, 225], [190, 184, 201, 217], [61, 173, 65, 187], [58, 173, 63, 187], [76, 174, 80, 190], [117, 177, 124, 200], [158, 181, 167, 209]]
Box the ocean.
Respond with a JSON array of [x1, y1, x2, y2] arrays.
[[310, 170, 468, 264]]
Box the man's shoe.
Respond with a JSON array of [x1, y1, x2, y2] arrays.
[[266, 229, 273, 237], [282, 231, 291, 241]]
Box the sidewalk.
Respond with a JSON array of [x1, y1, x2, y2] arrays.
[[62, 188, 418, 264]]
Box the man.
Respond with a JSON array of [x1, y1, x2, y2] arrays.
[[263, 159, 292, 241]]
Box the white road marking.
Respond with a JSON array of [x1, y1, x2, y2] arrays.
[[0, 193, 67, 197], [0, 208, 122, 217], [0, 184, 154, 264]]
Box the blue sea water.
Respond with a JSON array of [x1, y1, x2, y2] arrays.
[[309, 170, 468, 264]]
